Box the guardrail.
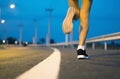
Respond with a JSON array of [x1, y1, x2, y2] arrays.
[[49, 32, 120, 50], [86, 32, 120, 50], [86, 32, 120, 43]]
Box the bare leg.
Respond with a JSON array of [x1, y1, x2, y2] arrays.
[[79, 0, 92, 46], [68, 0, 80, 17]]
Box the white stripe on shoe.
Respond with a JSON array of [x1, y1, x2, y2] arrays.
[[16, 48, 61, 79], [77, 55, 89, 59]]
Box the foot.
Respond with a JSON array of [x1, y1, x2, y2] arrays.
[[62, 7, 75, 34], [77, 49, 89, 59]]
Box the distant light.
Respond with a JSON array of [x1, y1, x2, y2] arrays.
[[3, 40, 5, 43], [1, 19, 5, 24], [25, 42, 28, 44], [10, 4, 15, 9], [15, 41, 18, 44]]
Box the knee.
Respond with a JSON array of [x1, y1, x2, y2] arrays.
[[80, 23, 88, 31], [80, 19, 88, 30], [80, 11, 89, 27], [80, 19, 88, 29]]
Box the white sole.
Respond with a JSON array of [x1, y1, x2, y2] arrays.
[[77, 55, 89, 59]]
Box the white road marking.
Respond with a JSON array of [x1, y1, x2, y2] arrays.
[[16, 48, 61, 79]]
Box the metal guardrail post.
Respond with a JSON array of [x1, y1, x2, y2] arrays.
[[104, 41, 107, 51], [65, 34, 68, 46], [92, 42, 95, 50]]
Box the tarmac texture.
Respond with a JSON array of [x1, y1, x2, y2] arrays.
[[0, 46, 120, 79], [58, 47, 120, 79]]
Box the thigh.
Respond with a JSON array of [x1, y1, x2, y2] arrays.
[[68, 0, 80, 17], [68, 0, 79, 8], [81, 0, 92, 13]]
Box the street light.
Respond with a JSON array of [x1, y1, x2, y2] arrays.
[[0, 8, 5, 24], [0, 3, 15, 44], [1, 19, 5, 24], [0, 3, 15, 24], [10, 4, 15, 9], [45, 8, 53, 45], [3, 40, 5, 44]]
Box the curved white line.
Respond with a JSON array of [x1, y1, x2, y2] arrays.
[[16, 48, 61, 79]]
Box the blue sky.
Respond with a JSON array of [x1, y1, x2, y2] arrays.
[[0, 0, 120, 43]]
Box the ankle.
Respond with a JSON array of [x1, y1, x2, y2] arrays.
[[77, 45, 86, 51]]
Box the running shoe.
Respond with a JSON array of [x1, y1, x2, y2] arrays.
[[77, 49, 89, 59]]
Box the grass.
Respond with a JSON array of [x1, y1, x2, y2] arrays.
[[0, 46, 53, 79]]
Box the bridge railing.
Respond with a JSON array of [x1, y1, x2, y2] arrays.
[[49, 32, 120, 50], [86, 32, 120, 50]]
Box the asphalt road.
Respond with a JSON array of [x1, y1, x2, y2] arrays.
[[0, 46, 53, 79], [0, 46, 120, 79], [58, 47, 120, 79]]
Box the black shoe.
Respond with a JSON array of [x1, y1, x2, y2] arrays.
[[77, 49, 89, 59]]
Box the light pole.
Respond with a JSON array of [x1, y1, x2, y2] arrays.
[[0, 8, 5, 24], [19, 24, 23, 46], [0, 8, 1, 19], [4, 29, 7, 42], [33, 19, 38, 44], [70, 31, 73, 42], [45, 8, 53, 45]]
